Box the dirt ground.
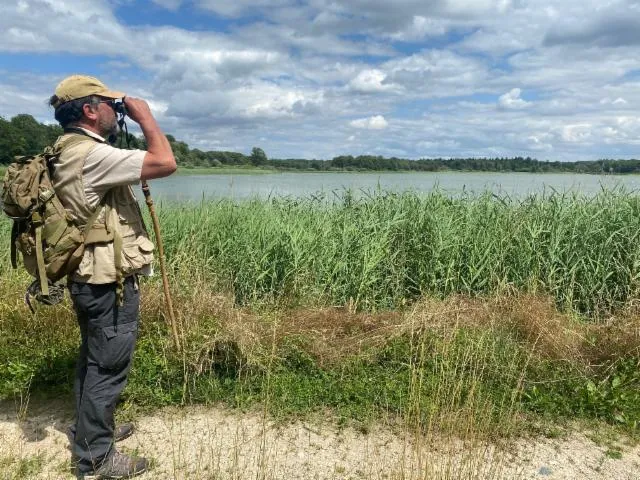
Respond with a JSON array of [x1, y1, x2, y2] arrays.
[[1, 399, 639, 480]]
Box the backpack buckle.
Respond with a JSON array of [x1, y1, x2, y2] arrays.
[[39, 189, 55, 204], [31, 211, 44, 226]]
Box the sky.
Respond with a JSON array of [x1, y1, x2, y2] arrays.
[[1, 0, 640, 161]]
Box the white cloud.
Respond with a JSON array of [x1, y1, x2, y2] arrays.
[[350, 115, 389, 130], [349, 69, 395, 93], [458, 28, 530, 55], [600, 97, 629, 106], [498, 88, 531, 110], [443, 0, 512, 15], [166, 83, 324, 121], [561, 124, 592, 143], [527, 135, 553, 152], [417, 139, 461, 151], [388, 15, 447, 41], [0, 0, 131, 54], [244, 89, 322, 119], [374, 50, 490, 99]]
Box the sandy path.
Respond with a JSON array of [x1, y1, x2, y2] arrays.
[[1, 400, 639, 479]]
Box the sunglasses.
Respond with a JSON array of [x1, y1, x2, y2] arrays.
[[94, 98, 126, 115]]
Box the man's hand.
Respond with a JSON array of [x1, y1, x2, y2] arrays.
[[122, 97, 154, 125], [123, 97, 177, 180]]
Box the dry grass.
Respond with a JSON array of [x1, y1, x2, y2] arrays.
[[140, 281, 640, 371], [107, 268, 640, 395], [4, 266, 639, 377]]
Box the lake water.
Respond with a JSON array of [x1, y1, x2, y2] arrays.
[[144, 171, 640, 202]]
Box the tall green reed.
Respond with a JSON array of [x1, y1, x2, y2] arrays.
[[149, 188, 640, 316]]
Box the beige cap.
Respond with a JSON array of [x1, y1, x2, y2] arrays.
[[51, 75, 124, 108]]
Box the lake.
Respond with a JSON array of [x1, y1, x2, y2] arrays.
[[144, 171, 640, 202]]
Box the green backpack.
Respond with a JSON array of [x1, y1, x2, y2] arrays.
[[1, 138, 102, 305]]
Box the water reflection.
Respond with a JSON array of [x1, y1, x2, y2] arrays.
[[141, 171, 640, 203]]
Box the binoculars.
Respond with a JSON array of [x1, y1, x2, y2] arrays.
[[113, 99, 127, 116]]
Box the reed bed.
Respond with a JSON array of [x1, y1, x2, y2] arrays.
[[122, 188, 640, 317]]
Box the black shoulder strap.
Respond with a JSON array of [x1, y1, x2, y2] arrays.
[[10, 221, 19, 269]]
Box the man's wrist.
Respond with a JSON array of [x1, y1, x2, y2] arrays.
[[138, 117, 158, 129]]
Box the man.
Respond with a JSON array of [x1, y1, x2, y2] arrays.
[[48, 75, 176, 478]]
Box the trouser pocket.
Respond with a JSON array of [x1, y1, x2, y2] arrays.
[[70, 278, 140, 371], [94, 321, 138, 371]]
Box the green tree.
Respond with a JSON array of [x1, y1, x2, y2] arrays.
[[10, 114, 46, 155], [0, 117, 26, 163], [250, 147, 268, 166]]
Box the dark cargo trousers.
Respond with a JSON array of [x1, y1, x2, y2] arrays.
[[69, 276, 139, 473]]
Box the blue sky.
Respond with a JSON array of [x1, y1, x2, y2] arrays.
[[2, 0, 640, 161]]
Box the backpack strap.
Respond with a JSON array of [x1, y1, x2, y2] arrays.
[[113, 218, 124, 305], [82, 197, 108, 244], [102, 194, 124, 305], [10, 221, 19, 269], [32, 212, 49, 296]]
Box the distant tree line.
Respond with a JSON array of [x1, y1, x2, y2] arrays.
[[0, 114, 63, 163], [280, 155, 640, 174], [2, 114, 640, 175]]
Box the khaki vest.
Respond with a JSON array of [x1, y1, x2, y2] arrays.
[[52, 132, 154, 284]]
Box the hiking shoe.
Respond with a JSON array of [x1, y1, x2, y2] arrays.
[[76, 450, 148, 479], [67, 423, 135, 445]]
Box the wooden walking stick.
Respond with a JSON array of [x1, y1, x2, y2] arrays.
[[141, 181, 181, 352]]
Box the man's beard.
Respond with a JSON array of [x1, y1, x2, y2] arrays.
[[99, 117, 119, 143]]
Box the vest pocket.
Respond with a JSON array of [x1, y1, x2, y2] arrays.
[[76, 248, 94, 277], [122, 236, 154, 273]]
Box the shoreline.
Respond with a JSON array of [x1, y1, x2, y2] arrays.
[[175, 166, 640, 176], [1, 399, 638, 479]]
